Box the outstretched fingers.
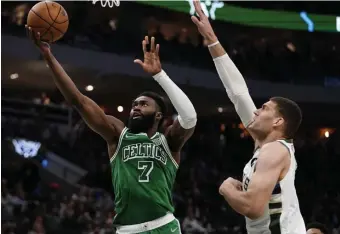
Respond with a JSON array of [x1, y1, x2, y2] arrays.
[[25, 25, 41, 45], [155, 44, 160, 58], [193, 0, 205, 19], [142, 38, 147, 54], [150, 37, 156, 53]]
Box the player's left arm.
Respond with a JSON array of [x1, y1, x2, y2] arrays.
[[219, 142, 289, 219], [135, 36, 197, 153], [153, 69, 197, 152]]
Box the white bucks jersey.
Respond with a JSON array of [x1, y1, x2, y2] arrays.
[[242, 140, 306, 234]]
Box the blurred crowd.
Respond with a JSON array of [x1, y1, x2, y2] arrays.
[[2, 101, 340, 234], [2, 1, 340, 233], [1, 1, 340, 86]]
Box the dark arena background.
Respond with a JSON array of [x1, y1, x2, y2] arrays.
[[1, 1, 340, 233]]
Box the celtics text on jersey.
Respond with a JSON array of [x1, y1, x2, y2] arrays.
[[110, 127, 179, 225]]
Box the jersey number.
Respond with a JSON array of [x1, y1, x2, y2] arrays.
[[138, 161, 154, 183]]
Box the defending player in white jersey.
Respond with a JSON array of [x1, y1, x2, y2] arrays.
[[191, 1, 306, 233]]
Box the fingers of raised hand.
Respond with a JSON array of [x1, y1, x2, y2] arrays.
[[193, 0, 205, 19], [150, 37, 156, 53], [155, 44, 160, 57], [191, 15, 202, 26], [142, 38, 147, 54], [25, 25, 41, 44]]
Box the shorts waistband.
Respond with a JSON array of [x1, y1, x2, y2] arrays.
[[116, 213, 175, 234]]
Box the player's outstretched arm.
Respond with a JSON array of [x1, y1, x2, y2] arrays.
[[134, 36, 197, 152], [26, 26, 124, 143], [191, 1, 257, 140], [219, 142, 289, 219]]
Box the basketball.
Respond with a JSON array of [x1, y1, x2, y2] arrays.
[[27, 1, 69, 43]]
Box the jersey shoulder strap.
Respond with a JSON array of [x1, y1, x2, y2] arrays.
[[276, 139, 295, 156], [159, 133, 179, 169], [110, 127, 128, 162]]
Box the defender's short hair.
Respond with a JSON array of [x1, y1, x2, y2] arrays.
[[270, 97, 302, 139], [306, 222, 329, 234]]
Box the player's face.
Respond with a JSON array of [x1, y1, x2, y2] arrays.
[[128, 96, 160, 133], [307, 228, 324, 234], [248, 101, 283, 135]]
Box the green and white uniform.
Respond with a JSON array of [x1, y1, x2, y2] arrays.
[[110, 127, 181, 233]]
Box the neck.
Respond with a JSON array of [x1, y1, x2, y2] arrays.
[[146, 125, 158, 138], [256, 131, 285, 148]]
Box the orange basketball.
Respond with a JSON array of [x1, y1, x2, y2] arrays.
[[27, 1, 69, 43]]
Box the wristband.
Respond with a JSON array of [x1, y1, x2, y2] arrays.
[[208, 41, 220, 48]]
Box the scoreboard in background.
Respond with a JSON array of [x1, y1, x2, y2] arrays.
[[141, 1, 339, 33]]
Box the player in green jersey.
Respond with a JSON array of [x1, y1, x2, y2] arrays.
[[27, 27, 197, 234]]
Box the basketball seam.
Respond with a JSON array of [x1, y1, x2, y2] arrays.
[[31, 9, 65, 35], [45, 1, 69, 24], [41, 5, 62, 40], [45, 1, 55, 23], [31, 9, 53, 26], [54, 19, 69, 24]]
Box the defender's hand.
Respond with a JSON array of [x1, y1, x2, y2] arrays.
[[219, 177, 243, 195], [25, 25, 51, 55], [134, 36, 162, 76], [191, 0, 218, 44]]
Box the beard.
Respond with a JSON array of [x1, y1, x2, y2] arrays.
[[128, 112, 156, 134]]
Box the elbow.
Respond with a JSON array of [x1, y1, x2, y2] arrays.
[[244, 205, 264, 220], [228, 91, 250, 104], [69, 93, 85, 109], [178, 113, 197, 129]]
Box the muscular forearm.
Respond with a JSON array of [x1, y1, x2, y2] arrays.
[[221, 187, 251, 217], [208, 41, 257, 127], [153, 70, 197, 129], [43, 52, 83, 105]]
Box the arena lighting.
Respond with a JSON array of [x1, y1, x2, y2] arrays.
[[117, 106, 124, 112], [218, 107, 223, 113], [12, 138, 41, 158], [42, 159, 48, 168], [325, 131, 330, 138], [85, 85, 94, 91], [286, 42, 296, 52], [10, 73, 19, 79]]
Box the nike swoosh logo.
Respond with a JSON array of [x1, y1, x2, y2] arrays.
[[171, 227, 178, 232]]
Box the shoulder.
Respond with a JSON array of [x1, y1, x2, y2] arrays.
[[258, 141, 290, 167], [104, 115, 125, 143], [105, 115, 125, 131]]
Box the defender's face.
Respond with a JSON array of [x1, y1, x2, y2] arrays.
[[248, 101, 281, 134], [128, 96, 158, 133]]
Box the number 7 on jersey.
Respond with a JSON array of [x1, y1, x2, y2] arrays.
[[138, 161, 154, 182]]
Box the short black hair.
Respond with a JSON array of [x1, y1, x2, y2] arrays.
[[270, 97, 302, 139], [136, 91, 167, 114], [306, 222, 329, 234]]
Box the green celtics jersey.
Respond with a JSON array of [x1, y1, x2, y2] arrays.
[[110, 127, 179, 225]]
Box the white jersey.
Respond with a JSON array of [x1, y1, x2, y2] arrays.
[[242, 140, 306, 234]]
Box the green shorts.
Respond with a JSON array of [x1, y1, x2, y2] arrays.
[[139, 219, 181, 234]]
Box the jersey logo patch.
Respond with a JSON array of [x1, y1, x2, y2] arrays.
[[171, 227, 178, 232]]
